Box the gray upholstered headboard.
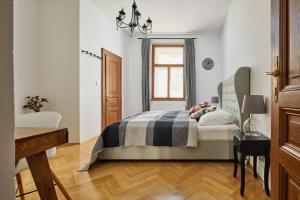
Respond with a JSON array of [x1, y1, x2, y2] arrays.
[[217, 67, 250, 129]]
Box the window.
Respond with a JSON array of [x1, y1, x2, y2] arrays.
[[152, 45, 185, 101]]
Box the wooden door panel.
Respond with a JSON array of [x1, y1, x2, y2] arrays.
[[107, 59, 120, 95], [287, 112, 300, 148], [278, 91, 300, 108], [102, 49, 122, 129], [278, 167, 300, 200], [280, 108, 300, 148], [272, 0, 300, 199], [287, 175, 300, 200], [279, 147, 300, 179], [107, 97, 119, 107]]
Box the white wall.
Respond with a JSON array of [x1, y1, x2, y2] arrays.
[[14, 0, 81, 143], [195, 35, 223, 103], [37, 0, 80, 143], [123, 34, 222, 116], [14, 0, 39, 116], [222, 0, 271, 181], [123, 36, 143, 117], [0, 0, 15, 198], [222, 0, 271, 136], [80, 0, 129, 141], [14, 0, 130, 142]]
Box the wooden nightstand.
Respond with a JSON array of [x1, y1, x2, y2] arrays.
[[233, 130, 270, 196]]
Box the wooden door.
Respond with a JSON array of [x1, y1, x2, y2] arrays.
[[271, 0, 300, 199], [102, 49, 122, 130]]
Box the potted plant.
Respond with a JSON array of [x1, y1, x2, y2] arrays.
[[23, 96, 49, 112]]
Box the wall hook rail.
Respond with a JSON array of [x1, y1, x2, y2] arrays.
[[81, 49, 102, 59]]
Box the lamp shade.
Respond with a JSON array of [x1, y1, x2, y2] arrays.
[[211, 96, 219, 103], [241, 95, 266, 114]]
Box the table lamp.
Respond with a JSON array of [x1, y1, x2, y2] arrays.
[[241, 95, 266, 136], [211, 96, 219, 104]]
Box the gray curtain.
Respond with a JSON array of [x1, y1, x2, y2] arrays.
[[141, 39, 151, 112], [184, 39, 196, 110]]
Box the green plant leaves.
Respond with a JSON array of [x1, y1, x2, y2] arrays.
[[23, 96, 49, 112]]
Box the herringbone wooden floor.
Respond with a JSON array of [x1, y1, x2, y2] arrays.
[[16, 138, 271, 200]]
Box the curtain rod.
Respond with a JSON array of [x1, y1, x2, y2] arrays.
[[137, 37, 197, 40]]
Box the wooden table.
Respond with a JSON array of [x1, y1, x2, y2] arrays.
[[15, 128, 68, 200]]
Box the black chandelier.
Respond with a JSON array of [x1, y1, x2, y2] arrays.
[[116, 1, 152, 36]]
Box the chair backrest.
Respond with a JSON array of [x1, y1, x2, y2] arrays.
[[15, 111, 62, 128]]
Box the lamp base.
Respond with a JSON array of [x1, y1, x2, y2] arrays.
[[243, 114, 260, 136], [244, 131, 261, 137]]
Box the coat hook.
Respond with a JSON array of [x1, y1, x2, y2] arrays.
[[83, 50, 88, 54]]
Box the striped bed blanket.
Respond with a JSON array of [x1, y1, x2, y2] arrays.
[[80, 111, 198, 171]]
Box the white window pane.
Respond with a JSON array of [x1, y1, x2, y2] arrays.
[[170, 67, 184, 98], [154, 47, 183, 64], [154, 67, 168, 98]]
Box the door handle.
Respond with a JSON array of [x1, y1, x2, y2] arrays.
[[265, 56, 280, 77], [265, 69, 279, 77], [266, 56, 279, 103]]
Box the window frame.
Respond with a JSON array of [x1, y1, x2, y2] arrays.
[[151, 44, 185, 101]]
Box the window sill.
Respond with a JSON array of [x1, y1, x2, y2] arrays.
[[151, 98, 186, 102]]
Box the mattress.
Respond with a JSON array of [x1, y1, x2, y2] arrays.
[[99, 123, 239, 160]]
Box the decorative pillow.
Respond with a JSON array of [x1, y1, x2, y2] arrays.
[[190, 105, 216, 120], [188, 102, 210, 116], [198, 109, 235, 126], [190, 109, 206, 119]]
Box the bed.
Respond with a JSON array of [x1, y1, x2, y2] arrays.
[[81, 67, 250, 171]]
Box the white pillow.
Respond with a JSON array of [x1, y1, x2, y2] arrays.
[[199, 109, 235, 126]]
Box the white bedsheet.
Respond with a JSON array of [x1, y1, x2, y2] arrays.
[[197, 124, 239, 141]]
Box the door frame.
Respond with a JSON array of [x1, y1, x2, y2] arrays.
[[101, 48, 122, 131]]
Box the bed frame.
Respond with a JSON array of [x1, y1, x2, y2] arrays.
[[100, 67, 250, 160]]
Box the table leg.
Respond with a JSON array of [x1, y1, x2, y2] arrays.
[[264, 153, 270, 196], [253, 156, 258, 178], [233, 144, 238, 177], [240, 153, 245, 196], [26, 151, 58, 200], [16, 173, 25, 200]]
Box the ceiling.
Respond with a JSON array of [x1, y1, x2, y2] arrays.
[[92, 0, 232, 34]]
